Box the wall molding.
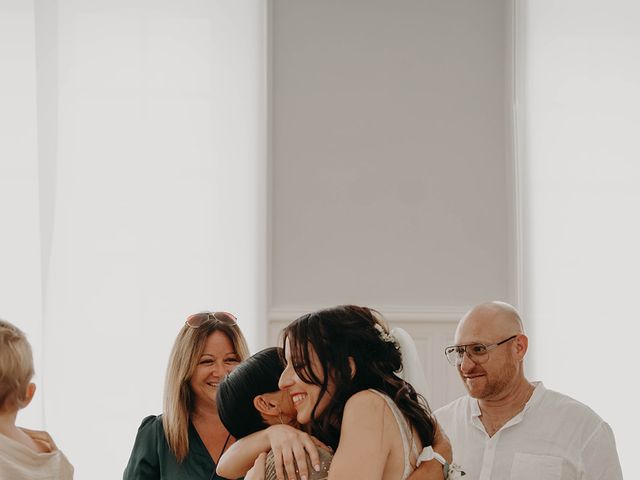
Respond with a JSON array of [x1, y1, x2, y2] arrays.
[[268, 305, 468, 323], [266, 306, 467, 409]]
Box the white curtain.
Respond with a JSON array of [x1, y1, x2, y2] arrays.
[[519, 1, 638, 477], [0, 0, 44, 427], [1, 1, 266, 478]]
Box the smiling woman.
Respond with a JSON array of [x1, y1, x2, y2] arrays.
[[188, 331, 241, 410], [271, 305, 445, 480], [122, 312, 249, 480], [215, 306, 456, 480]]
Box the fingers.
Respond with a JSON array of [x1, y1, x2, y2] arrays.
[[281, 443, 301, 480], [291, 440, 310, 480], [310, 436, 331, 452], [266, 426, 324, 480], [272, 439, 319, 480], [246, 452, 267, 480], [19, 428, 57, 451], [303, 435, 322, 475]]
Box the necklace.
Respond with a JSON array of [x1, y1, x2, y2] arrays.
[[208, 432, 232, 480], [218, 432, 232, 460]]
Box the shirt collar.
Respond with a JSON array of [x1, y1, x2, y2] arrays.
[[523, 380, 545, 412], [469, 381, 545, 419]]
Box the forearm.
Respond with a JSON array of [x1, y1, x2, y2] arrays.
[[217, 430, 272, 478], [407, 423, 452, 480], [432, 423, 452, 463], [408, 461, 444, 480]]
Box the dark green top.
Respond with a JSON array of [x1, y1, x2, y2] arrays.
[[123, 415, 230, 480]]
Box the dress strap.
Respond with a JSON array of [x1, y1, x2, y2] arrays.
[[368, 389, 418, 480]]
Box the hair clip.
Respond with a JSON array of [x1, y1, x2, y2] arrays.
[[374, 323, 395, 343]]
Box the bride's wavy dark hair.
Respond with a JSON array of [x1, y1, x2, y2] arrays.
[[281, 305, 436, 450]]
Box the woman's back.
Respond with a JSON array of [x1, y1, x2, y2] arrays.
[[368, 390, 420, 480], [327, 389, 422, 480]]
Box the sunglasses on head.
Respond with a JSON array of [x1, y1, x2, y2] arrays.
[[185, 311, 238, 328]]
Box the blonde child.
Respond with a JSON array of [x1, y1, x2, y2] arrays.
[[0, 319, 73, 479]]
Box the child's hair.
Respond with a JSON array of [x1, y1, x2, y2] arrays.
[[282, 305, 436, 450], [217, 347, 284, 438], [0, 319, 35, 412]]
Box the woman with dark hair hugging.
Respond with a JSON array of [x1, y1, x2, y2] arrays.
[[217, 306, 458, 480], [216, 347, 333, 480]]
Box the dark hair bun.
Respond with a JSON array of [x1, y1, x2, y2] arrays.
[[217, 347, 283, 438]]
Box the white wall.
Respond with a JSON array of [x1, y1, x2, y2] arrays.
[[0, 0, 44, 428], [1, 2, 267, 479], [521, 1, 638, 476], [268, 0, 513, 409]]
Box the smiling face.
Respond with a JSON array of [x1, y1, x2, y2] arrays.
[[278, 337, 332, 425], [455, 303, 525, 400], [189, 330, 240, 409]]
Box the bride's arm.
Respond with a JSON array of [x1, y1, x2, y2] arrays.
[[327, 391, 390, 480], [406, 423, 452, 480]]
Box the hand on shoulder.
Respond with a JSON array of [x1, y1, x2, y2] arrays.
[[245, 452, 267, 480], [266, 424, 322, 480], [19, 427, 57, 453]]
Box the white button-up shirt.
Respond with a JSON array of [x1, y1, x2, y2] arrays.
[[434, 382, 622, 480]]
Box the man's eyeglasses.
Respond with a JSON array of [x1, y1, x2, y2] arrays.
[[444, 335, 518, 366], [185, 311, 238, 328]]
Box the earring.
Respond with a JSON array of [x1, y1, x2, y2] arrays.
[[276, 406, 285, 425]]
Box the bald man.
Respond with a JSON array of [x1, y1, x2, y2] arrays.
[[434, 301, 622, 480]]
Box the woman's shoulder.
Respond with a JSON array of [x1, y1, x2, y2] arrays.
[[343, 389, 391, 416], [134, 414, 165, 440], [139, 414, 162, 427], [348, 389, 394, 405], [123, 415, 165, 479], [343, 390, 408, 436]]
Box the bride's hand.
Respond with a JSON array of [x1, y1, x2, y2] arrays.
[[266, 424, 323, 480]]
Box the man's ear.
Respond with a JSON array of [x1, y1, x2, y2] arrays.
[[515, 334, 529, 360], [253, 394, 278, 417], [348, 356, 356, 378]]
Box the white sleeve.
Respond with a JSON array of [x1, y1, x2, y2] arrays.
[[581, 421, 623, 480]]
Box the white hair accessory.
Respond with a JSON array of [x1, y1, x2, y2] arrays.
[[374, 322, 396, 344]]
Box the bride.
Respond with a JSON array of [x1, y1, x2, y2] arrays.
[[234, 305, 459, 480]]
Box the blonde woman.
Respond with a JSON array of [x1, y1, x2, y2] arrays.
[[123, 311, 250, 480]]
